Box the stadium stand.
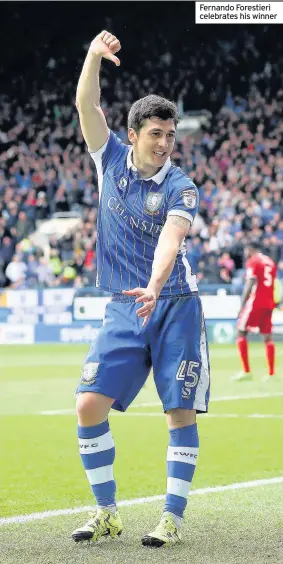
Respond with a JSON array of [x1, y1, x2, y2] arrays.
[[0, 6, 283, 290]]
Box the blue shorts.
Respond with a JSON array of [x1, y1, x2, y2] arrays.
[[76, 293, 210, 413]]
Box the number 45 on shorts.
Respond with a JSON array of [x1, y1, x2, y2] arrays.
[[176, 361, 200, 385]]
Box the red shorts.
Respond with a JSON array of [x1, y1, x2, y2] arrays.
[[237, 305, 273, 334]]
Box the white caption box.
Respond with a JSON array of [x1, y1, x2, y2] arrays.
[[196, 2, 283, 24]]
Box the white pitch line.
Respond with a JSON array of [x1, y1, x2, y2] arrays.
[[109, 413, 283, 419], [40, 410, 283, 419], [117, 413, 283, 419], [1, 476, 282, 527], [39, 391, 283, 416], [132, 392, 283, 407], [211, 392, 283, 402], [41, 409, 76, 415], [110, 411, 283, 421]]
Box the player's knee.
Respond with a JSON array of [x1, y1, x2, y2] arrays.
[[166, 408, 196, 429], [263, 334, 271, 343], [237, 330, 246, 338], [76, 392, 113, 426]]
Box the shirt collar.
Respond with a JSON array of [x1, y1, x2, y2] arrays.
[[126, 147, 171, 185]]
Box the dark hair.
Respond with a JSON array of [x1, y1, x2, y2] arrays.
[[128, 94, 178, 132], [248, 240, 261, 251]]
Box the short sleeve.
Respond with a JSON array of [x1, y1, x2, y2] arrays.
[[88, 130, 128, 192], [167, 182, 199, 225]]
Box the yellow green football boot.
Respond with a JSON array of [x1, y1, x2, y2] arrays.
[[72, 508, 123, 543], [141, 513, 182, 547]]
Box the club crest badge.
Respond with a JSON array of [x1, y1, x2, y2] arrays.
[[181, 188, 197, 209], [118, 177, 127, 190], [81, 362, 99, 385], [144, 192, 164, 215]]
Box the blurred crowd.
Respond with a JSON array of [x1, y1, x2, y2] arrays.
[[0, 11, 283, 289]]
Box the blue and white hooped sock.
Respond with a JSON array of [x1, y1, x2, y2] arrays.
[[78, 420, 116, 509], [164, 423, 199, 519]]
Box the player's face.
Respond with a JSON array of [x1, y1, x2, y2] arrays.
[[129, 117, 176, 172]]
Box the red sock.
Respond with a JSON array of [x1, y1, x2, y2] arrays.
[[265, 341, 275, 376], [236, 337, 250, 373]]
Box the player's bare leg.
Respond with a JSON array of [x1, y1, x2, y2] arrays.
[[233, 329, 253, 381], [76, 391, 114, 427], [166, 408, 196, 429], [72, 392, 123, 543], [262, 334, 276, 381], [142, 409, 197, 547]]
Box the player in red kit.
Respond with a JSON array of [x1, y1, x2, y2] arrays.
[[234, 241, 277, 381]]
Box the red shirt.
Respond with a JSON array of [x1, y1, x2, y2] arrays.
[[84, 249, 95, 267], [246, 253, 276, 309]]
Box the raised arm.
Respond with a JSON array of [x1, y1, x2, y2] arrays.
[[76, 31, 121, 152]]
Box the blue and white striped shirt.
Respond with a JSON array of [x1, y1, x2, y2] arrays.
[[90, 131, 199, 295]]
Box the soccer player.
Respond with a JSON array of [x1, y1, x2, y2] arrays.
[[72, 31, 210, 547], [235, 241, 277, 381]]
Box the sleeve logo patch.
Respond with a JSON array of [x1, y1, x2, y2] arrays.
[[181, 189, 197, 209]]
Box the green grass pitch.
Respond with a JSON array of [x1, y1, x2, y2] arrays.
[[0, 343, 282, 563]]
